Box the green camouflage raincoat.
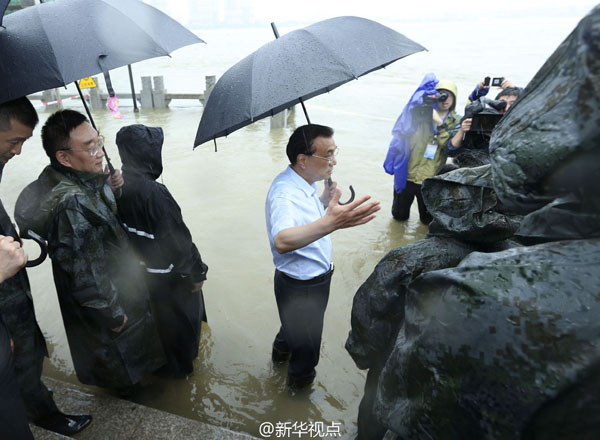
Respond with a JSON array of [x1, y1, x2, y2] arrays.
[[347, 6, 600, 439]]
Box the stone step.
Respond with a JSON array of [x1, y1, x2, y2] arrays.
[[30, 376, 259, 440]]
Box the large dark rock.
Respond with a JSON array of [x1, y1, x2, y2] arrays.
[[347, 5, 600, 439]]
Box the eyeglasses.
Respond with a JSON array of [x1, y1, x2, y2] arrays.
[[308, 147, 339, 164], [59, 135, 104, 157]]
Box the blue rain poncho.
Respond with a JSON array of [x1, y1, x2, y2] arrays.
[[383, 73, 438, 193]]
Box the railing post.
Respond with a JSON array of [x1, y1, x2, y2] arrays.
[[41, 88, 62, 111], [88, 76, 103, 110], [201, 75, 216, 106], [152, 76, 167, 109], [287, 105, 296, 124], [140, 76, 154, 109], [270, 109, 288, 130]]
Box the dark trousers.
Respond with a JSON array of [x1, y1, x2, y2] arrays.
[[16, 349, 59, 421], [273, 267, 332, 379], [0, 323, 34, 440], [0, 295, 59, 421], [391, 181, 432, 224]]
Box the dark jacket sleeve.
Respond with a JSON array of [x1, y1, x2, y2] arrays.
[[468, 84, 488, 103], [152, 186, 208, 284], [51, 204, 125, 329]]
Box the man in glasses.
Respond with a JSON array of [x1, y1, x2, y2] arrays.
[[265, 124, 380, 390], [15, 109, 166, 393], [0, 98, 92, 436]]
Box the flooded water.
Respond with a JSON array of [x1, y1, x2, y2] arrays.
[[0, 14, 591, 438]]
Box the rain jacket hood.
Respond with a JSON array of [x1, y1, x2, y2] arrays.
[[490, 5, 600, 242], [116, 124, 163, 181], [16, 163, 110, 240], [435, 79, 457, 111]]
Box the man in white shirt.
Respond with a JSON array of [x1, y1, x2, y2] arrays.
[[265, 124, 380, 389]]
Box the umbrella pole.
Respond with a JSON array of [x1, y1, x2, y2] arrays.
[[271, 22, 311, 125], [127, 64, 139, 112], [299, 98, 311, 124], [75, 81, 96, 130], [74, 81, 115, 174], [270, 21, 352, 204]]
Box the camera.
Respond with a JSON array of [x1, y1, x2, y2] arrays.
[[484, 76, 504, 87], [422, 92, 449, 106], [412, 92, 450, 123], [463, 97, 506, 134]]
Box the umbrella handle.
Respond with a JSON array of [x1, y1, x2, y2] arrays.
[[98, 55, 115, 97], [328, 177, 355, 205], [22, 230, 48, 268]]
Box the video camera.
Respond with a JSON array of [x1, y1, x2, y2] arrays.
[[412, 92, 449, 123], [422, 91, 449, 106], [464, 97, 507, 134]]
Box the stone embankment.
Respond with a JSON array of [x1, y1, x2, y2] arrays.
[[31, 377, 260, 440]]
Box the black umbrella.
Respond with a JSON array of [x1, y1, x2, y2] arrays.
[[0, 0, 203, 104], [0, 0, 203, 173], [0, 0, 9, 27], [194, 16, 426, 147]]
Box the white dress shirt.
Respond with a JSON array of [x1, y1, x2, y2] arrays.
[[265, 166, 331, 280]]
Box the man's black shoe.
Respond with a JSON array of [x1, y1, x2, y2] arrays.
[[34, 413, 93, 436], [272, 346, 291, 364]]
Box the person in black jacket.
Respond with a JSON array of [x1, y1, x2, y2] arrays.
[[1, 97, 92, 436], [0, 235, 34, 440], [115, 124, 208, 377]]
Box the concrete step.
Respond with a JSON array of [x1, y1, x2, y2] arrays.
[[30, 376, 259, 440]]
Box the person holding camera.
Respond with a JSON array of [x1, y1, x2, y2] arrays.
[[467, 76, 518, 105], [384, 74, 461, 224], [446, 78, 521, 163]]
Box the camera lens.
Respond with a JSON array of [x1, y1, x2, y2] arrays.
[[437, 92, 449, 102]]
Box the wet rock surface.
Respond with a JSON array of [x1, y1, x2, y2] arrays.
[[347, 5, 600, 439]]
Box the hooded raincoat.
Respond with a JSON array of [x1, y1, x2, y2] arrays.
[[383, 73, 461, 191], [15, 164, 165, 389], [115, 124, 208, 376]]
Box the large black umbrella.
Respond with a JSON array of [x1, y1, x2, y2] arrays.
[[194, 16, 425, 147], [0, 0, 203, 105], [1, 0, 203, 173]]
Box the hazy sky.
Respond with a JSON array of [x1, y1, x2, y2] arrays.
[[250, 0, 597, 22], [148, 0, 599, 27]]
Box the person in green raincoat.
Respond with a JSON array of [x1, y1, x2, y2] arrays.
[[15, 110, 165, 390], [391, 79, 461, 224]]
